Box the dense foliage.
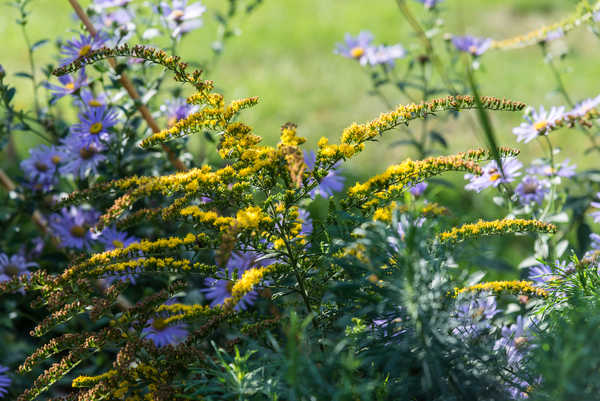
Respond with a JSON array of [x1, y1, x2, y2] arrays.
[[2, 0, 600, 400]]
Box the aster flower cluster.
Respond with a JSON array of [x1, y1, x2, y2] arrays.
[[453, 296, 500, 338], [0, 253, 37, 284], [335, 31, 406, 68], [451, 35, 493, 56], [157, 0, 206, 38], [142, 299, 189, 347], [464, 157, 522, 193], [0, 366, 10, 398]]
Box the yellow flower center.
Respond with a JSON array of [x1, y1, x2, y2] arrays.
[[112, 240, 124, 249], [169, 9, 185, 21], [468, 45, 478, 54], [34, 162, 49, 172], [151, 318, 168, 331], [489, 173, 501, 182], [533, 120, 548, 131], [350, 47, 365, 59], [65, 82, 75, 91], [88, 99, 102, 107], [70, 225, 87, 238], [514, 336, 528, 348], [51, 155, 61, 164], [78, 44, 92, 58], [90, 122, 103, 135]]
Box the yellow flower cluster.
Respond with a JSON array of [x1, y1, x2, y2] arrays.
[[62, 233, 205, 281], [317, 96, 525, 164], [72, 370, 117, 388], [140, 90, 259, 148], [279, 122, 306, 147], [225, 265, 272, 308], [157, 303, 220, 326], [88, 257, 216, 280], [347, 154, 482, 209], [180, 205, 272, 232], [454, 280, 548, 298], [492, 1, 600, 50], [439, 219, 557, 243]]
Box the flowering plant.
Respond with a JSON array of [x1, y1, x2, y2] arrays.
[[2, 0, 600, 400]]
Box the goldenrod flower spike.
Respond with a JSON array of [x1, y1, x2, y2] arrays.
[[454, 280, 548, 298], [223, 265, 273, 309], [439, 219, 557, 243], [72, 370, 117, 388], [492, 1, 600, 50]]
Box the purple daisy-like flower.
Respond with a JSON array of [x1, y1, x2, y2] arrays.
[[98, 226, 139, 284], [512, 105, 565, 143], [20, 145, 66, 191], [141, 299, 189, 347], [71, 105, 119, 145], [409, 181, 428, 197], [451, 35, 492, 56], [0, 366, 10, 398], [453, 296, 500, 337], [161, 98, 199, 127], [335, 31, 375, 66], [464, 158, 522, 192], [494, 315, 530, 367], [202, 251, 270, 311], [49, 207, 100, 250], [159, 0, 206, 38], [0, 253, 37, 283], [527, 159, 576, 178], [591, 233, 600, 250], [545, 27, 564, 41], [59, 135, 107, 179], [60, 33, 109, 67], [298, 208, 313, 237], [43, 70, 87, 104], [365, 44, 406, 68], [304, 151, 345, 198], [565, 94, 600, 119], [414, 0, 443, 8], [515, 175, 549, 205], [76, 89, 108, 109], [528, 263, 558, 286]]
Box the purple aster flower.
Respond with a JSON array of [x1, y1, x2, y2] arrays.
[[49, 207, 100, 250], [43, 70, 87, 104], [159, 1, 206, 38], [0, 253, 37, 283], [365, 44, 406, 68], [453, 296, 500, 337], [565, 94, 600, 118], [512, 105, 565, 143], [515, 175, 549, 205], [76, 89, 108, 109], [414, 0, 443, 7], [591, 233, 600, 250], [92, 9, 136, 44], [0, 366, 10, 398], [161, 98, 199, 127], [142, 299, 189, 347], [528, 263, 558, 286], [202, 251, 270, 311], [464, 158, 522, 192], [409, 181, 428, 197], [298, 208, 313, 237], [304, 151, 345, 198], [527, 159, 576, 178], [98, 226, 139, 284], [71, 105, 119, 145], [20, 145, 65, 191], [590, 193, 600, 223], [59, 135, 107, 179], [494, 315, 530, 367], [60, 33, 109, 67], [335, 31, 375, 66], [451, 35, 492, 56]]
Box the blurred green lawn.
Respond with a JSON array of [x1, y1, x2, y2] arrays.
[[1, 0, 598, 182]]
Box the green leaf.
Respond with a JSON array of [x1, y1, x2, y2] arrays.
[[14, 71, 33, 79], [30, 39, 49, 52]]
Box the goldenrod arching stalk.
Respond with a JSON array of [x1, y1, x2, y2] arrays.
[[454, 280, 548, 298], [439, 219, 557, 243], [72, 370, 118, 388], [492, 0, 600, 50]]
